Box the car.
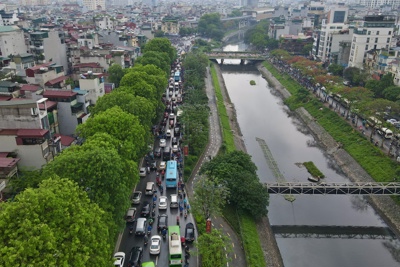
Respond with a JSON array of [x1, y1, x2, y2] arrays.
[[166, 129, 172, 138], [185, 222, 195, 242], [169, 91, 173, 97], [141, 201, 151, 217], [113, 252, 125, 267], [150, 161, 157, 171], [159, 161, 166, 170], [139, 167, 147, 177], [125, 208, 137, 223], [131, 191, 142, 205], [157, 214, 168, 232], [387, 118, 398, 125], [159, 196, 168, 210], [128, 246, 143, 267], [149, 235, 162, 255], [169, 119, 174, 127], [159, 139, 166, 147], [169, 113, 175, 119], [172, 137, 178, 145], [154, 147, 162, 158], [172, 145, 178, 153]]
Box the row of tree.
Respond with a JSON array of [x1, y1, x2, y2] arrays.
[[244, 20, 279, 51], [1, 38, 176, 266]]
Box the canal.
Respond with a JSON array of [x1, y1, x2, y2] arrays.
[[220, 43, 400, 267]]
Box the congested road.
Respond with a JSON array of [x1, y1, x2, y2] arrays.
[[118, 62, 197, 267]]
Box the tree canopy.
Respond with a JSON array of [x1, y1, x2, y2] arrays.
[[107, 63, 124, 87], [0, 177, 112, 267], [143, 37, 175, 64], [198, 13, 224, 41], [196, 229, 232, 267]]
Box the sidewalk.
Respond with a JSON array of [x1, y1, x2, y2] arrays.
[[185, 67, 246, 267]]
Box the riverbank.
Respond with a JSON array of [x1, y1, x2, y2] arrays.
[[258, 63, 400, 238], [212, 62, 284, 267]]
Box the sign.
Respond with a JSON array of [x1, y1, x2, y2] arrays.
[[206, 218, 212, 233], [183, 145, 189, 156]]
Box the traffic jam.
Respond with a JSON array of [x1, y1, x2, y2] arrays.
[[116, 58, 196, 267]]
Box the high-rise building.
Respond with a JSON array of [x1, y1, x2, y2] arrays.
[[82, 0, 106, 10], [358, 0, 400, 9], [348, 15, 395, 68]]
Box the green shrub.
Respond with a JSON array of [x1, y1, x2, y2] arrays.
[[241, 213, 266, 267], [303, 161, 325, 178], [250, 80, 256, 85]]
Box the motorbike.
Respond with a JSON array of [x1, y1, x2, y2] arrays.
[[129, 226, 134, 235], [144, 236, 148, 246]]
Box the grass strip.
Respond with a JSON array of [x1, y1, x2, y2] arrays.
[[210, 62, 267, 267]]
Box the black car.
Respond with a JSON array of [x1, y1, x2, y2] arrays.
[[141, 201, 151, 217], [157, 214, 168, 232], [185, 222, 195, 242], [154, 147, 162, 158], [128, 246, 143, 267], [172, 137, 178, 145]]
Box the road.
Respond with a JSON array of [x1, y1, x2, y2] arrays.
[[118, 70, 197, 267]]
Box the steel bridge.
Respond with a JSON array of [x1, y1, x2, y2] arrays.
[[265, 182, 400, 195], [221, 15, 253, 21], [272, 225, 396, 240], [206, 51, 265, 61]]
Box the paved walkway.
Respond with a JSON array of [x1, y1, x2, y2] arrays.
[[186, 67, 246, 267]]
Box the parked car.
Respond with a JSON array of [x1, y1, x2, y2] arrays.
[[141, 201, 151, 217], [159, 196, 168, 210], [157, 214, 168, 232], [131, 191, 142, 205], [128, 246, 143, 267], [159, 139, 166, 147], [185, 222, 195, 242], [150, 235, 162, 255], [139, 168, 147, 177], [125, 208, 137, 223], [113, 252, 125, 267]]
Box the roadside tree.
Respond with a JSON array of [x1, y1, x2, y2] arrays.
[[107, 63, 125, 87], [120, 72, 158, 101], [328, 63, 344, 76], [383, 86, 400, 102], [0, 177, 112, 267], [196, 229, 232, 267], [198, 13, 224, 41], [143, 37, 175, 64]]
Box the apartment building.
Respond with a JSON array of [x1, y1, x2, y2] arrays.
[[358, 0, 400, 9], [348, 15, 395, 68], [82, 0, 106, 10], [0, 26, 27, 57]]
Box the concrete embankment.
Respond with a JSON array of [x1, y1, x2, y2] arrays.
[[212, 63, 284, 267], [258, 64, 400, 238]]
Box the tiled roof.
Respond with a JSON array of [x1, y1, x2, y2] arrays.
[[20, 84, 40, 92], [45, 76, 68, 86], [43, 90, 77, 98], [0, 157, 20, 168], [0, 95, 12, 101], [28, 63, 52, 71], [73, 62, 101, 68], [38, 100, 57, 110], [54, 134, 75, 146], [17, 129, 49, 137]]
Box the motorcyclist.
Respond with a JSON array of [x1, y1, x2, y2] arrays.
[[162, 228, 167, 238], [144, 235, 148, 246]]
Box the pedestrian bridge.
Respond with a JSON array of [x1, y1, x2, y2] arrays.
[[265, 182, 400, 195], [205, 51, 266, 61], [272, 225, 396, 240]]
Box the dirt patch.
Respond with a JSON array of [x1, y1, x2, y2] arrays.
[[213, 63, 284, 267]]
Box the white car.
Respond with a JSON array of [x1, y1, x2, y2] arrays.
[[159, 161, 166, 170], [150, 235, 162, 255], [131, 191, 142, 205], [113, 252, 125, 267], [139, 167, 147, 177], [387, 119, 397, 125], [159, 196, 168, 210], [159, 139, 166, 147], [172, 145, 178, 153]]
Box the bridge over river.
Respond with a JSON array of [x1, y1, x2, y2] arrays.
[[205, 51, 266, 63], [265, 182, 400, 195]]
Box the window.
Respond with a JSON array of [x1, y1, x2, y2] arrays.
[[375, 38, 378, 43], [365, 45, 368, 50], [333, 11, 346, 23], [330, 26, 335, 29], [368, 31, 371, 35], [387, 38, 390, 43], [337, 26, 343, 29], [376, 31, 379, 35], [389, 31, 392, 35], [367, 37, 370, 43]]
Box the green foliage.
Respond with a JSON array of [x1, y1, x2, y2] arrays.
[[302, 43, 313, 55], [154, 30, 165, 37], [200, 151, 269, 220], [250, 80, 256, 85], [143, 37, 175, 64], [120, 72, 158, 100], [107, 64, 124, 87], [198, 13, 224, 41], [228, 9, 242, 18], [210, 65, 236, 152], [43, 134, 138, 232], [343, 67, 368, 87], [182, 52, 209, 90], [192, 177, 230, 219], [328, 63, 344, 76], [303, 161, 325, 178], [244, 20, 278, 51], [240, 214, 266, 267], [77, 106, 147, 161], [179, 27, 196, 36], [196, 229, 232, 267], [383, 86, 400, 102], [366, 73, 396, 99], [0, 177, 112, 267]]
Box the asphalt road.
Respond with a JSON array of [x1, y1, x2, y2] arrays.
[[118, 73, 197, 267]]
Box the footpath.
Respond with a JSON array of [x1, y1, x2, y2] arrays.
[[185, 67, 246, 267]]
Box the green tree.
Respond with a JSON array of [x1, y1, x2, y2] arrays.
[[343, 67, 367, 86], [77, 106, 147, 160], [90, 90, 156, 128], [0, 177, 112, 267], [120, 72, 158, 101], [301, 43, 313, 55], [196, 229, 232, 267], [365, 79, 382, 98], [135, 55, 169, 76], [228, 9, 242, 17], [107, 63, 125, 87], [192, 177, 230, 219], [143, 37, 175, 64], [154, 30, 165, 37], [43, 134, 138, 231], [198, 13, 224, 41], [383, 85, 400, 101], [328, 63, 344, 76]]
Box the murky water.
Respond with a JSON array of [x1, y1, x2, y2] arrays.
[[220, 44, 400, 267]]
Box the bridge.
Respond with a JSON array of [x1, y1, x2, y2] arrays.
[[272, 225, 396, 240], [265, 182, 400, 195], [221, 15, 253, 21], [206, 51, 266, 63]]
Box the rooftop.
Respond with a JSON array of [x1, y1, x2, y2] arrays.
[[0, 26, 20, 33], [43, 90, 77, 98], [0, 157, 20, 168], [45, 75, 68, 86]]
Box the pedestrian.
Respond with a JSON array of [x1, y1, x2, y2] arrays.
[[183, 198, 187, 207], [179, 205, 184, 215], [186, 203, 190, 212], [178, 181, 181, 189], [181, 182, 185, 190]]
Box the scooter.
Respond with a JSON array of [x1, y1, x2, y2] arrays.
[[129, 226, 134, 235], [144, 236, 148, 246]]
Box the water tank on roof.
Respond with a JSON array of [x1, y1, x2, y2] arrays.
[[87, 70, 93, 75], [39, 67, 48, 71]]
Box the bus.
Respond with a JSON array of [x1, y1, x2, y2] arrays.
[[142, 261, 155, 267], [168, 225, 183, 266], [174, 71, 180, 82], [165, 160, 178, 188]]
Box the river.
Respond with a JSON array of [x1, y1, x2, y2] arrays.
[[220, 43, 400, 267]]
